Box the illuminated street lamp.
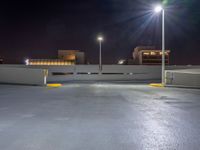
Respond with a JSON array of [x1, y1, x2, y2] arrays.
[[97, 36, 103, 71], [154, 5, 163, 13], [154, 5, 165, 85]]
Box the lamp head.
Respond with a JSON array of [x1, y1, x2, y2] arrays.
[[97, 36, 103, 41], [154, 5, 163, 13]]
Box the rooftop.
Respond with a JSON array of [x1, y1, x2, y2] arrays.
[[0, 83, 200, 150]]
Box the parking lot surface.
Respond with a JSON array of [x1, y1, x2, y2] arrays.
[[0, 83, 200, 150]]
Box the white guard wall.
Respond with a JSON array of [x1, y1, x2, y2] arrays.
[[0, 66, 47, 85], [46, 65, 162, 82], [1, 65, 200, 84], [166, 69, 200, 88], [46, 65, 200, 82]]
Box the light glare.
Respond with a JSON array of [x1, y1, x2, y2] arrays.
[[97, 36, 103, 41], [118, 59, 126, 65], [154, 5, 163, 13], [25, 59, 29, 65]]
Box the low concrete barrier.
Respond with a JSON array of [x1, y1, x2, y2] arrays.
[[47, 65, 162, 82], [0, 67, 47, 85], [165, 69, 200, 88], [1, 65, 200, 84], [47, 65, 200, 82]]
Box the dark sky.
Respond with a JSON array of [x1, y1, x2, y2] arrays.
[[0, 0, 200, 64]]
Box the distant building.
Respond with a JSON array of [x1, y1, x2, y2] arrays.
[[26, 59, 74, 66], [58, 50, 85, 64], [27, 50, 86, 66], [133, 46, 170, 65], [0, 58, 3, 64]]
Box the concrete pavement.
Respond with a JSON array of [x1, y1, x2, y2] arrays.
[[0, 83, 200, 150]]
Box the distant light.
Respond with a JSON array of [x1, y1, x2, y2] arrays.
[[97, 36, 103, 41], [154, 5, 163, 13], [118, 59, 126, 65], [25, 59, 29, 65], [143, 52, 150, 56], [150, 52, 156, 55]]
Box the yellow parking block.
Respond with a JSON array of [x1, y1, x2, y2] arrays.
[[149, 83, 164, 88], [47, 83, 62, 88]]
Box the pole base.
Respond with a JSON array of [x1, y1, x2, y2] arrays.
[[149, 83, 165, 88]]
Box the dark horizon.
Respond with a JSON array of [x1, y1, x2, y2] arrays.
[[0, 0, 200, 65]]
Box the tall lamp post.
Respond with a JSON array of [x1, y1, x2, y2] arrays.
[[97, 36, 103, 71], [154, 5, 165, 85]]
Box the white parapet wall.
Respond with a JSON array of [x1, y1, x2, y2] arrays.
[[46, 65, 200, 82], [0, 66, 47, 85], [1, 64, 200, 84], [165, 69, 200, 88], [46, 65, 162, 82]]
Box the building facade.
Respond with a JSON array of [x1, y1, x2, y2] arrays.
[[133, 46, 170, 65], [27, 50, 86, 66], [58, 50, 85, 64], [0, 58, 3, 64]]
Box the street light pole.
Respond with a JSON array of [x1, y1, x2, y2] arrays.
[[97, 36, 103, 71], [161, 9, 165, 85], [99, 40, 102, 71], [154, 5, 165, 85]]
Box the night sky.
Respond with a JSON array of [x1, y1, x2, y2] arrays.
[[0, 0, 200, 64]]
